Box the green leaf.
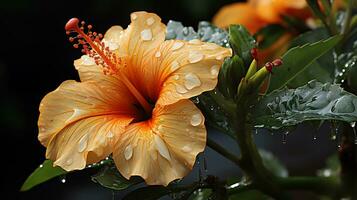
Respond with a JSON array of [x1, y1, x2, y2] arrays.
[[229, 25, 257, 66], [287, 28, 335, 88], [252, 80, 357, 130], [259, 149, 288, 178], [21, 160, 67, 191], [166, 21, 229, 47], [254, 24, 287, 49], [267, 35, 341, 93], [317, 154, 340, 178], [218, 55, 245, 98], [91, 165, 142, 191]]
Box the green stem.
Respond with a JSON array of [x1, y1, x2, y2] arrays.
[[341, 0, 353, 36], [209, 90, 237, 116], [206, 137, 241, 166]]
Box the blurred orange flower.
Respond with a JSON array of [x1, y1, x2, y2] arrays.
[[38, 12, 231, 186], [213, 0, 312, 33]]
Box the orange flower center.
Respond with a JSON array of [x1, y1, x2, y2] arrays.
[[65, 18, 153, 117]]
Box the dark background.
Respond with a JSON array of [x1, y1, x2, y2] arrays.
[[0, 0, 337, 199]]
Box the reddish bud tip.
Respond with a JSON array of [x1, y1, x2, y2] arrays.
[[272, 58, 283, 67], [65, 18, 80, 31], [250, 48, 258, 60], [265, 62, 273, 73]]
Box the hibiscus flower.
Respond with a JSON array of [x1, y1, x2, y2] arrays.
[[38, 11, 232, 186]]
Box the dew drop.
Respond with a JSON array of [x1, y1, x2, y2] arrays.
[[184, 73, 201, 89], [141, 29, 152, 41], [39, 164, 43, 168], [188, 51, 204, 63], [172, 41, 184, 51], [61, 178, 66, 183], [190, 113, 203, 126], [188, 39, 201, 44], [282, 131, 289, 144], [155, 51, 161, 58], [78, 134, 89, 153], [154, 134, 171, 161], [210, 65, 220, 76], [170, 61, 180, 71], [173, 75, 179, 80], [107, 131, 114, 138], [124, 145, 133, 160], [65, 158, 73, 166], [66, 108, 83, 123], [351, 122, 356, 128], [176, 84, 188, 94], [181, 145, 192, 153], [81, 55, 95, 65], [146, 17, 155, 26], [131, 14, 137, 20]]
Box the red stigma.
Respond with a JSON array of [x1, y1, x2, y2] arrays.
[[65, 18, 121, 75], [250, 48, 258, 60]]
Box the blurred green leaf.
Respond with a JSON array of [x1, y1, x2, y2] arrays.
[[21, 160, 66, 191], [259, 149, 288, 178], [317, 154, 340, 178], [91, 165, 142, 191], [268, 35, 341, 93], [252, 80, 357, 130], [229, 25, 257, 66], [287, 28, 334, 87], [255, 24, 287, 49]]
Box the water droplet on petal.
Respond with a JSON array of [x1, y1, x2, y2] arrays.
[[124, 145, 133, 160], [141, 29, 152, 41], [173, 75, 179, 80], [216, 54, 224, 60], [78, 134, 89, 153], [181, 145, 192, 153], [154, 134, 171, 161], [170, 61, 180, 71], [188, 51, 204, 63], [107, 131, 114, 138], [146, 17, 155, 26], [81, 55, 95, 65], [131, 14, 137, 20], [184, 73, 201, 89], [172, 41, 184, 51], [188, 39, 201, 44], [176, 85, 188, 94], [210, 65, 219, 76], [155, 51, 161, 58], [66, 108, 83, 123], [65, 158, 73, 166], [191, 113, 203, 126]]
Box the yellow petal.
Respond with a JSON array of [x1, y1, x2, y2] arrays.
[[155, 40, 232, 106], [102, 26, 124, 51], [38, 80, 136, 147], [119, 12, 166, 64], [46, 115, 132, 171], [113, 100, 206, 186]]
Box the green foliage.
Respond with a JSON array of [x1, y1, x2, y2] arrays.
[[123, 186, 172, 200], [255, 24, 287, 49], [188, 189, 212, 200], [166, 21, 229, 47], [287, 28, 334, 87], [218, 56, 245, 98], [259, 149, 288, 178], [91, 165, 142, 191], [21, 160, 66, 191], [229, 25, 257, 66], [268, 35, 341, 93], [253, 80, 357, 130]]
